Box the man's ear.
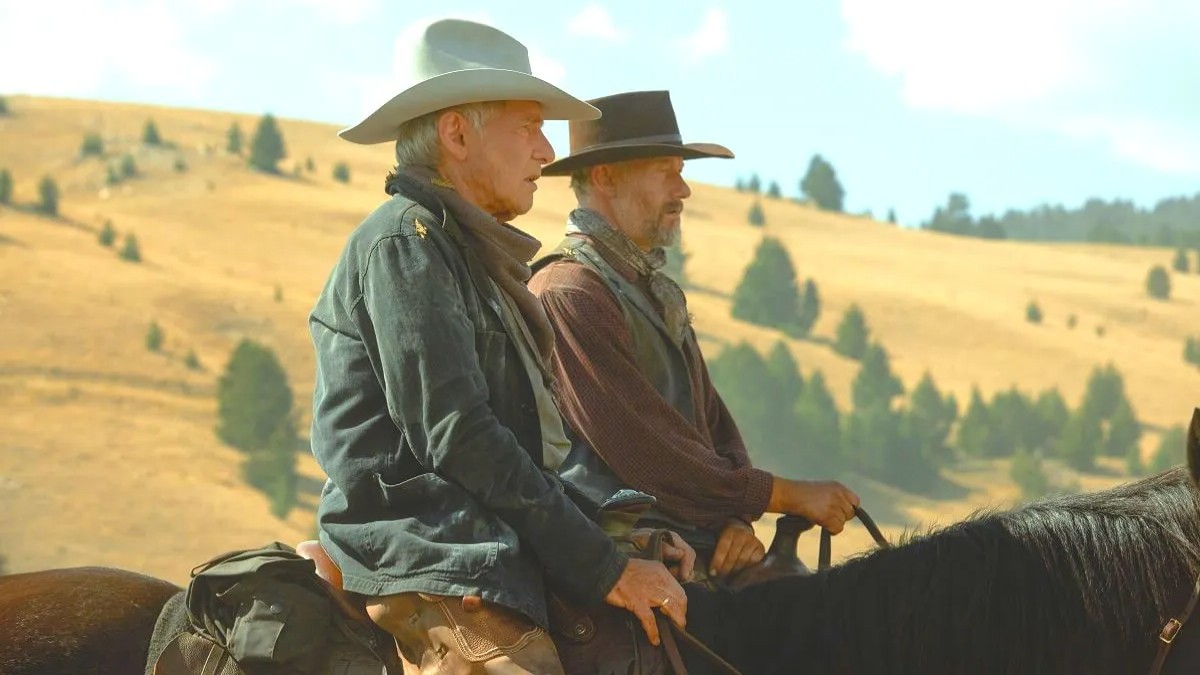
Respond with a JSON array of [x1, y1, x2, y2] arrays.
[[591, 164, 619, 197], [436, 110, 471, 162]]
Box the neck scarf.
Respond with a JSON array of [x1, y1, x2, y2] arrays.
[[386, 166, 556, 364], [567, 208, 689, 344]]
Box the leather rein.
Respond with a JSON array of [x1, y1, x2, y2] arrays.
[[653, 506, 892, 675], [1149, 572, 1200, 675]]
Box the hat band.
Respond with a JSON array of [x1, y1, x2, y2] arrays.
[[573, 132, 684, 154]]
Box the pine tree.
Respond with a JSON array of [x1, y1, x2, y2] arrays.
[[80, 132, 104, 158], [249, 114, 286, 173], [766, 181, 782, 199], [142, 119, 162, 145], [217, 339, 295, 453], [796, 279, 820, 338], [765, 341, 804, 407], [709, 342, 775, 463], [734, 177, 745, 192], [1025, 301, 1043, 324], [119, 233, 142, 262], [1011, 449, 1048, 501], [1059, 406, 1103, 471], [332, 161, 351, 183], [906, 372, 957, 467], [800, 154, 845, 212], [305, 156, 315, 173], [120, 154, 138, 178], [185, 349, 202, 371], [1081, 363, 1125, 420], [0, 169, 11, 204], [1148, 426, 1186, 473], [956, 387, 994, 457], [850, 343, 904, 411], [0, 95, 8, 115], [1145, 265, 1171, 300], [1186, 337, 1200, 367], [1031, 387, 1069, 454], [795, 370, 841, 475], [37, 176, 59, 215], [748, 201, 766, 227], [747, 174, 761, 194], [731, 237, 802, 333], [242, 420, 299, 518], [145, 321, 164, 352], [886, 208, 897, 224], [226, 122, 244, 155], [1173, 248, 1190, 273], [1102, 397, 1141, 458], [834, 304, 869, 360]]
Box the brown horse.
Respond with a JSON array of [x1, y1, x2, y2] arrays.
[[3, 408, 1199, 675]]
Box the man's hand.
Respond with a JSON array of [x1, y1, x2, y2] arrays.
[[629, 529, 696, 582], [604, 558, 688, 646], [769, 479, 860, 534], [710, 519, 765, 578]]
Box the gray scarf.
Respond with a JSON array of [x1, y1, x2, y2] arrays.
[[386, 166, 556, 364], [567, 208, 690, 344]]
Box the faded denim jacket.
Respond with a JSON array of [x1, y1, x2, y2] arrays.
[[308, 188, 627, 627]]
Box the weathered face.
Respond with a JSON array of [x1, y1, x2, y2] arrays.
[[462, 100, 553, 220], [608, 156, 692, 250]]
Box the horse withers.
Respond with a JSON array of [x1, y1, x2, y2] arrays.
[[3, 408, 1200, 675]]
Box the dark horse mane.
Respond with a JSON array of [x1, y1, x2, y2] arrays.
[[701, 468, 1200, 675]]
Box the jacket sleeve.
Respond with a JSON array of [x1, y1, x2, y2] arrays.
[[356, 231, 626, 605]]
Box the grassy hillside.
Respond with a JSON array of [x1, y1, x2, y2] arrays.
[[1, 96, 1196, 581]]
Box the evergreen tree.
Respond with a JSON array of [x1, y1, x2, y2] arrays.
[[925, 193, 974, 235], [142, 119, 162, 145], [217, 339, 295, 453], [765, 341, 804, 408], [989, 387, 1032, 456], [106, 163, 121, 186], [119, 233, 142, 262], [305, 156, 315, 173], [709, 342, 775, 464], [850, 342, 904, 411], [766, 181, 782, 199], [800, 154, 845, 212], [80, 132, 104, 157], [1011, 449, 1048, 501], [173, 156, 188, 173], [37, 176, 58, 215], [747, 174, 761, 194], [0, 169, 11, 205], [905, 372, 958, 467], [1025, 300, 1043, 324], [145, 321, 163, 352], [249, 114, 287, 173], [957, 387, 997, 457], [1031, 387, 1070, 454], [796, 279, 820, 338], [1148, 426, 1186, 474], [748, 201, 766, 227], [332, 161, 351, 183], [1103, 397, 1141, 458], [887, 208, 897, 225], [842, 403, 902, 480], [834, 304, 869, 360], [1059, 406, 1103, 471], [1186, 337, 1200, 367], [1145, 265, 1171, 300], [242, 420, 299, 518], [734, 177, 745, 192], [227, 122, 244, 155], [185, 349, 202, 371], [795, 370, 842, 475], [0, 95, 8, 115], [120, 154, 138, 178], [1173, 248, 1191, 273], [1081, 363, 1125, 420], [731, 237, 801, 334], [1125, 442, 1144, 476]]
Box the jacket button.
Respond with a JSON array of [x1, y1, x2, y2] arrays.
[[269, 603, 284, 615]]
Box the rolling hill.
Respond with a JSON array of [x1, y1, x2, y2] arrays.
[[1, 95, 1197, 581]]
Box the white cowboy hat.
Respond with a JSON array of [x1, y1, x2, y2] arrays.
[[339, 18, 600, 145]]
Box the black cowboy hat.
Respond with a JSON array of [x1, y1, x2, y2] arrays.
[[542, 90, 733, 176]]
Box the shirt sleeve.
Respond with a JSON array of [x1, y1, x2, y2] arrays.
[[358, 233, 626, 605], [530, 261, 773, 530]]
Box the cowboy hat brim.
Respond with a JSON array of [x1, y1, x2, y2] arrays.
[[339, 68, 601, 145], [541, 141, 733, 176]]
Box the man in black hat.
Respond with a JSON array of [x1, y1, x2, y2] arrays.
[[529, 90, 860, 585]]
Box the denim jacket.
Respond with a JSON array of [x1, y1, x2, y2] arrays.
[[308, 190, 627, 627]]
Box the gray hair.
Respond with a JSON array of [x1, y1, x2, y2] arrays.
[[392, 101, 503, 169]]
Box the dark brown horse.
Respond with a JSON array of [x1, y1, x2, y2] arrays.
[[4, 409, 1199, 675]]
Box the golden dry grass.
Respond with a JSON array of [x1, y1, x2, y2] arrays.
[[1, 96, 1196, 581]]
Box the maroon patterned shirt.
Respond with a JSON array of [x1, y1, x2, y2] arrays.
[[530, 236, 773, 531]]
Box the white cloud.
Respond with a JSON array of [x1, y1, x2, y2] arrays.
[[567, 4, 628, 41], [678, 7, 729, 63], [841, 0, 1200, 175], [0, 0, 216, 98]]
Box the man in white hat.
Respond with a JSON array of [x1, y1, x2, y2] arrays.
[[308, 20, 691, 674]]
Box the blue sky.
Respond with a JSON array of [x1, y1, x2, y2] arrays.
[[2, 0, 1197, 226]]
